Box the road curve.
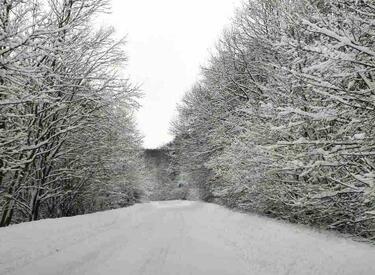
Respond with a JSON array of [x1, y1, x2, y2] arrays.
[[0, 200, 375, 275]]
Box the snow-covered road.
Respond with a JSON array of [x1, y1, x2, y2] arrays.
[[1, 201, 375, 275]]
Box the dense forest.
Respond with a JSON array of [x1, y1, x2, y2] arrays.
[[172, 0, 375, 240], [141, 147, 190, 201], [0, 0, 143, 226]]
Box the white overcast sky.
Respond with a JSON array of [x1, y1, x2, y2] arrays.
[[98, 0, 242, 148]]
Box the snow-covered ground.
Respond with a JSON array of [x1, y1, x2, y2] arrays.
[[0, 201, 374, 275]]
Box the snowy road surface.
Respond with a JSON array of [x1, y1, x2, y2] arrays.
[[1, 201, 375, 275]]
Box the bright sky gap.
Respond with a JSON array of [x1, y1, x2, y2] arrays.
[[97, 0, 242, 148]]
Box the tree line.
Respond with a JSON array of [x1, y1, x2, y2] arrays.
[[0, 0, 143, 226], [172, 0, 375, 240], [141, 147, 189, 201]]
